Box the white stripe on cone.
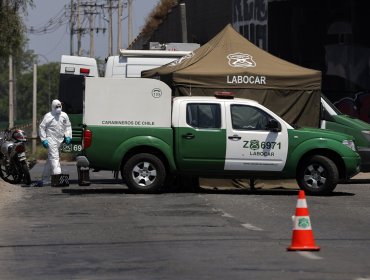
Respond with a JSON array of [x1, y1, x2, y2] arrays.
[[296, 199, 307, 208]]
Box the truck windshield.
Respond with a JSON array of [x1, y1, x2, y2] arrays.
[[322, 94, 342, 115]]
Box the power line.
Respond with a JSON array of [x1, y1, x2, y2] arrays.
[[27, 0, 133, 57]]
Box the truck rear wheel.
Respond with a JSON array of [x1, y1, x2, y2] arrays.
[[123, 153, 166, 193], [297, 155, 338, 195]]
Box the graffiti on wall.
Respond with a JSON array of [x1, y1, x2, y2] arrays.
[[325, 43, 370, 124], [232, 0, 268, 50], [334, 92, 370, 124]]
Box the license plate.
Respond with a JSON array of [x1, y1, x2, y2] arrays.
[[61, 143, 83, 153]]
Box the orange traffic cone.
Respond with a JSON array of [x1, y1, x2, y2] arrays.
[[287, 190, 320, 251]]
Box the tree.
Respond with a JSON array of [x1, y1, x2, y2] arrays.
[[0, 49, 34, 123], [0, 0, 33, 58], [16, 62, 60, 121], [0, 0, 36, 127]]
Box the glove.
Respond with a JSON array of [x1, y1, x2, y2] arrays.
[[42, 140, 49, 148], [65, 137, 72, 145]]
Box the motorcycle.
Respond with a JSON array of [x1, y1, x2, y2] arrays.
[[0, 128, 31, 185]]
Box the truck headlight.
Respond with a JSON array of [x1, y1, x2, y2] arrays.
[[342, 140, 356, 151], [361, 130, 370, 142]]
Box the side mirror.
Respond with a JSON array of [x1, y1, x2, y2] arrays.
[[266, 119, 281, 132]]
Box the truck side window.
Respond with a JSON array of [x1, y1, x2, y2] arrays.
[[231, 105, 271, 130], [186, 103, 221, 129]]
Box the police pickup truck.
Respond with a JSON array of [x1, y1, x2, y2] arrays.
[[81, 78, 360, 195]]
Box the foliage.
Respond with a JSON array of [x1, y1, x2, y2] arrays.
[[141, 0, 179, 36], [0, 0, 40, 125], [0, 0, 34, 58], [17, 62, 61, 120], [0, 53, 59, 123]]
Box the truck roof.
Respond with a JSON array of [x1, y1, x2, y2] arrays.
[[119, 49, 192, 57], [173, 96, 260, 105], [61, 55, 97, 66]]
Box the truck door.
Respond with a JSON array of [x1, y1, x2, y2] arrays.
[[224, 103, 288, 171], [175, 101, 226, 172]]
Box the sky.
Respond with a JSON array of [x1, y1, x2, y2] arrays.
[[24, 0, 160, 63]]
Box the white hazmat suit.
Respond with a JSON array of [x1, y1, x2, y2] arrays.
[[39, 99, 72, 185]]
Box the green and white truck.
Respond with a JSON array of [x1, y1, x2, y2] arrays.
[[59, 54, 370, 172], [81, 77, 360, 195]]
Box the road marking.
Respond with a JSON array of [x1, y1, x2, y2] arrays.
[[222, 212, 234, 218], [212, 208, 234, 218], [354, 278, 370, 280], [297, 251, 323, 260], [241, 223, 264, 231]]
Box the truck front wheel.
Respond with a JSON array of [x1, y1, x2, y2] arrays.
[[123, 153, 166, 193], [297, 155, 339, 195]]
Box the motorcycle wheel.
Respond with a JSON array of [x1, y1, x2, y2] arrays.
[[21, 161, 31, 185], [0, 162, 22, 184]]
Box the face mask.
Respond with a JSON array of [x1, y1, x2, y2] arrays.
[[55, 108, 62, 114]]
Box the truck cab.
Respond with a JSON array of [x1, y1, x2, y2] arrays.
[[321, 95, 370, 172]]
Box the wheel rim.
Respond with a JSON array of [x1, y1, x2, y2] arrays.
[[0, 163, 21, 183], [303, 163, 327, 189], [131, 161, 157, 187]]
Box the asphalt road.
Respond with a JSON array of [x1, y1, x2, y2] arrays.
[[0, 161, 370, 280]]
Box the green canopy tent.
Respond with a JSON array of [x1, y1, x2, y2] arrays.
[[142, 24, 322, 127]]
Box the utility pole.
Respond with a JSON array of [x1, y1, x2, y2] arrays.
[[70, 0, 119, 56], [8, 55, 14, 128], [77, 0, 82, 56], [108, 0, 113, 55], [13, 63, 17, 121], [70, 0, 74, 55], [89, 0, 95, 57], [127, 0, 133, 46], [32, 63, 37, 154], [117, 0, 123, 52], [180, 3, 188, 43]]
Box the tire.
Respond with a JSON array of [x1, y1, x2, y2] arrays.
[[123, 153, 166, 193], [0, 162, 22, 184], [21, 161, 31, 185], [297, 155, 338, 195]]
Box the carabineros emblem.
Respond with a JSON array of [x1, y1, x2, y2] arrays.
[[298, 217, 310, 229], [250, 140, 259, 150]]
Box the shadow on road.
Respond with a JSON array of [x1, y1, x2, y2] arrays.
[[195, 187, 355, 197], [345, 178, 370, 184], [60, 179, 355, 197]]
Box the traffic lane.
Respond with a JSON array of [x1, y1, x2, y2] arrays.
[[6, 162, 370, 279], [1, 183, 370, 279], [0, 189, 363, 280], [199, 182, 370, 277], [0, 189, 291, 280]]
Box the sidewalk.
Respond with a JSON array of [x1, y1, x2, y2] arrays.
[[351, 172, 370, 180], [0, 180, 23, 211]]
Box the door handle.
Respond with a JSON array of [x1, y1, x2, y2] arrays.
[[182, 133, 195, 140], [228, 135, 241, 141]]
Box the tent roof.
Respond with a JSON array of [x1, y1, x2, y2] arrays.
[[142, 24, 321, 90]]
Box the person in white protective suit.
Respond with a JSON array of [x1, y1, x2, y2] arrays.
[[36, 99, 72, 186]]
